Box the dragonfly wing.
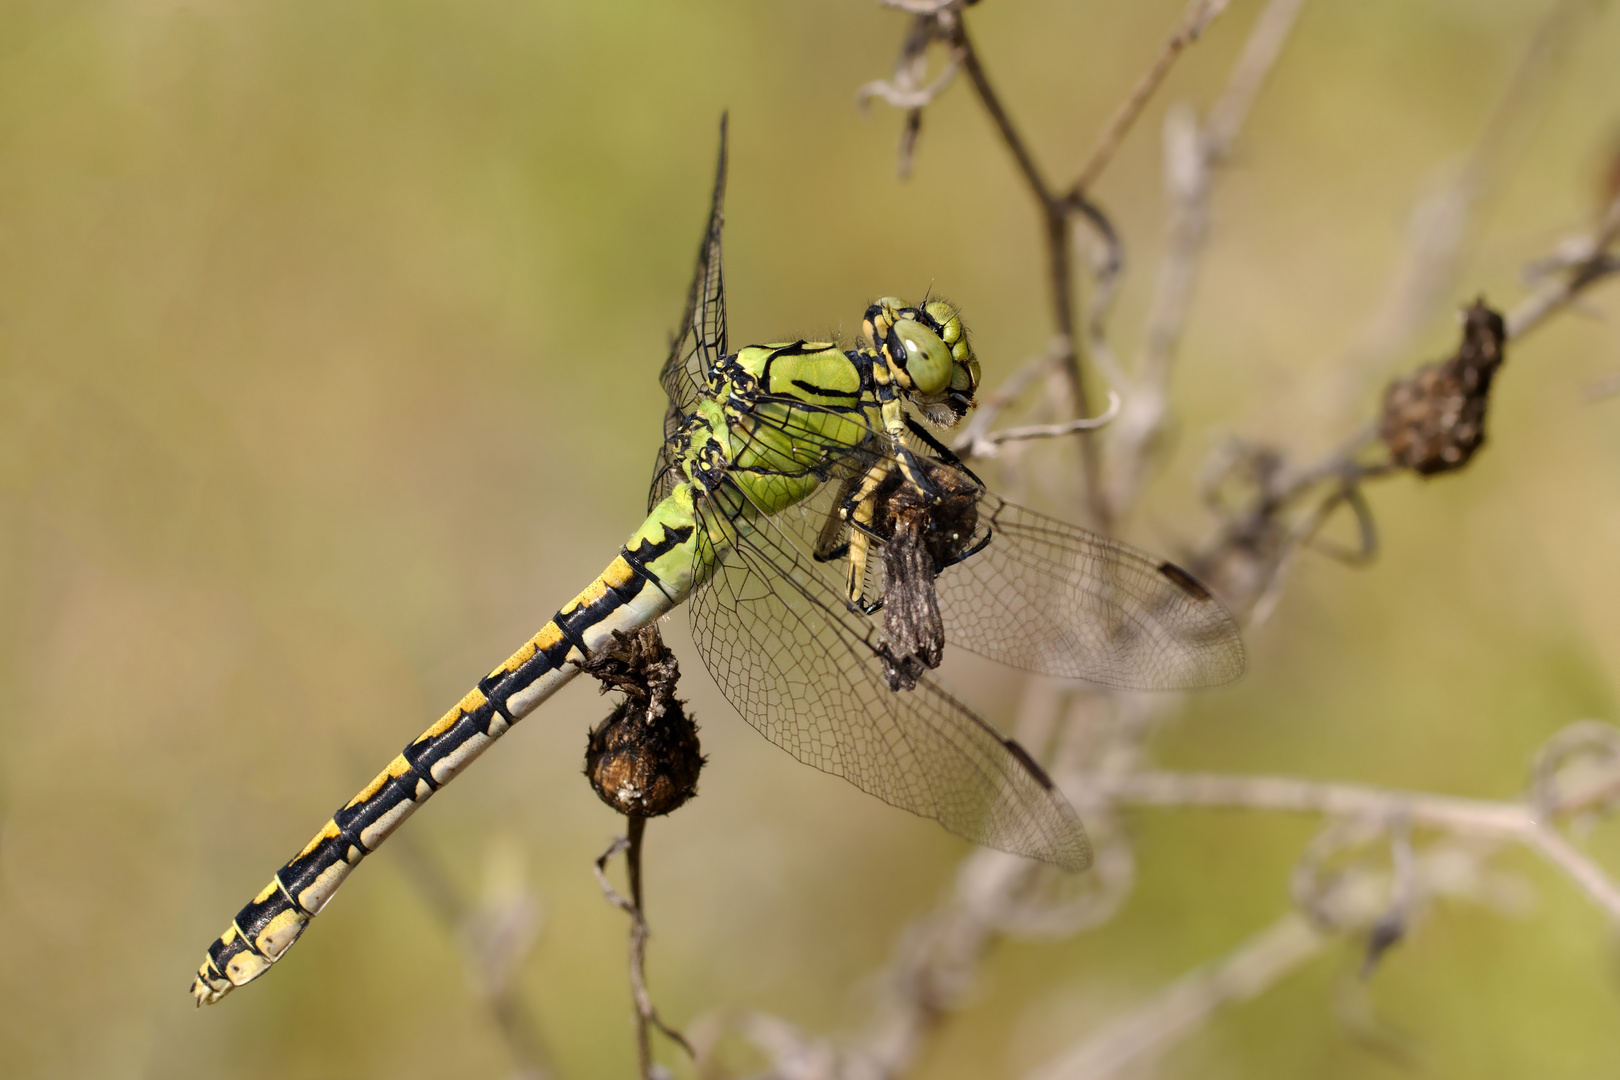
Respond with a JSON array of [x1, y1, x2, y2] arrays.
[[936, 492, 1246, 690], [686, 485, 1091, 871], [700, 400, 1245, 691], [650, 115, 730, 511]]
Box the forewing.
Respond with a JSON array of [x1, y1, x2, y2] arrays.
[[650, 116, 731, 511], [936, 493, 1246, 690], [685, 483, 1091, 871], [699, 401, 1245, 691]]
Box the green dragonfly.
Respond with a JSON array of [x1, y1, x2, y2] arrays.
[[191, 119, 1244, 1006]]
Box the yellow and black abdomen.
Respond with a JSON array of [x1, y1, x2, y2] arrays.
[[191, 493, 703, 1004]]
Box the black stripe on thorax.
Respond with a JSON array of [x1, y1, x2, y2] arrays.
[[754, 340, 865, 401], [788, 378, 862, 399], [758, 340, 819, 375]]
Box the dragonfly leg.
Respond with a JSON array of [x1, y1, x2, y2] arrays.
[[892, 443, 940, 502], [812, 473, 860, 564], [838, 458, 904, 609]]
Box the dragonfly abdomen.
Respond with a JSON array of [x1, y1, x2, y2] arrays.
[[191, 496, 704, 1005]]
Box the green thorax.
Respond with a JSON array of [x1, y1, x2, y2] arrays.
[[682, 341, 882, 519]]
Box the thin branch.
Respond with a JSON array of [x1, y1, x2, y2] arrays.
[[1067, 0, 1235, 198], [946, 15, 1108, 527], [1022, 912, 1327, 1080], [1105, 0, 1308, 518], [780, 11, 1620, 1080], [948, 18, 1057, 211], [1341, 0, 1596, 385], [858, 12, 959, 115], [962, 391, 1122, 460], [1197, 179, 1617, 616], [595, 821, 694, 1078], [857, 61, 959, 110], [1087, 769, 1620, 921], [1029, 819, 1536, 1080], [950, 349, 1054, 456], [1506, 192, 1620, 339]]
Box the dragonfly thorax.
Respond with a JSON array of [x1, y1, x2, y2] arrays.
[[676, 341, 885, 519], [676, 399, 732, 495]]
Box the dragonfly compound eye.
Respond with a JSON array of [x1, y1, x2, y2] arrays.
[[890, 319, 955, 397], [921, 300, 979, 401]]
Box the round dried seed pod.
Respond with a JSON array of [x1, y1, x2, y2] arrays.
[[581, 627, 703, 818]]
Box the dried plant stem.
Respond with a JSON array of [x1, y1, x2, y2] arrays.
[[1022, 912, 1326, 1080], [946, 17, 1107, 527], [1507, 192, 1620, 339], [1067, 0, 1235, 198], [595, 820, 693, 1079], [952, 349, 1054, 457], [1106, 0, 1307, 516], [730, 8, 1620, 1080], [895, 0, 1255, 525], [1090, 770, 1620, 921], [966, 391, 1122, 457]]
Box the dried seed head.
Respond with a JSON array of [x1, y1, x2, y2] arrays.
[[581, 627, 703, 818], [1379, 300, 1507, 476]]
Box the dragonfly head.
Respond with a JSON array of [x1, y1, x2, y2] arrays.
[[866, 297, 980, 426]]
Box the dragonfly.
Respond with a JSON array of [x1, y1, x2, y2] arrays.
[[191, 118, 1244, 1006]]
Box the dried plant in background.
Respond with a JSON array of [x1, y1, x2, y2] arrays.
[[584, 626, 704, 1080], [676, 1, 1620, 1077], [382, 2, 1620, 1075]]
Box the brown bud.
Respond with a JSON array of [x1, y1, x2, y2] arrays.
[[581, 627, 703, 818], [1379, 300, 1507, 476]]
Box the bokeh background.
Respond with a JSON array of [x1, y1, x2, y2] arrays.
[[4, 0, 1620, 1076]]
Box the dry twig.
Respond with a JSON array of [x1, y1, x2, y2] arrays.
[[1337, 0, 1600, 397], [693, 4, 1620, 1077], [1067, 0, 1236, 198], [1103, 0, 1307, 517], [1089, 766, 1620, 921], [869, 0, 1240, 526], [596, 822, 695, 1079], [1024, 913, 1327, 1080]]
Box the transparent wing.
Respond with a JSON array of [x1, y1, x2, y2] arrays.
[[936, 494, 1246, 690], [687, 482, 1092, 871], [715, 400, 1246, 691], [649, 115, 730, 511]]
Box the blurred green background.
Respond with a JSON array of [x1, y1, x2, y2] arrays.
[[3, 0, 1620, 1077]]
